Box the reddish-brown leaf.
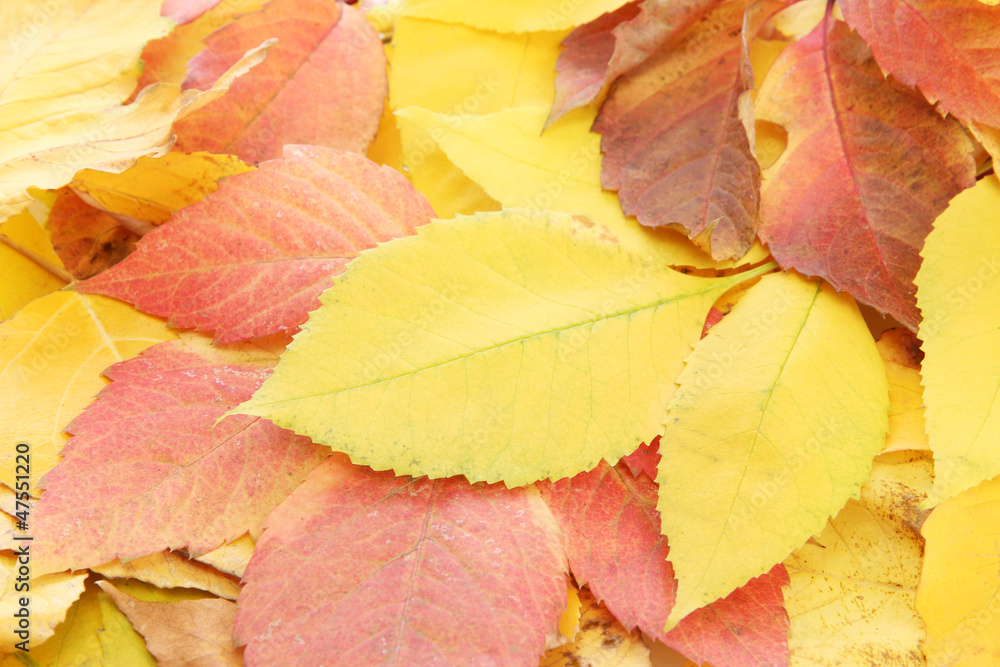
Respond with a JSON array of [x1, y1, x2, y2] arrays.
[[538, 460, 790, 666], [548, 1, 642, 125], [756, 18, 975, 330], [48, 188, 139, 280], [78, 146, 434, 343], [620, 438, 660, 480], [839, 0, 1000, 128], [593, 0, 766, 260], [32, 336, 328, 574], [235, 455, 568, 666], [172, 0, 385, 162]]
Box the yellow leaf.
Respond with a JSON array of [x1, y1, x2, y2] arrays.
[[394, 105, 733, 269], [399, 0, 632, 32], [0, 554, 87, 653], [1, 1, 171, 128], [390, 17, 563, 114], [917, 474, 1000, 666], [0, 39, 271, 222], [389, 16, 565, 219], [557, 582, 582, 644], [916, 174, 1000, 506], [657, 271, 888, 629], [0, 206, 66, 320], [541, 587, 652, 667], [233, 209, 773, 486], [97, 586, 157, 667], [0, 292, 176, 494], [92, 551, 241, 601], [71, 152, 254, 228], [784, 449, 931, 666], [877, 329, 929, 454], [192, 533, 256, 579]]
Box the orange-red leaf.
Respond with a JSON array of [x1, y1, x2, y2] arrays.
[[173, 0, 385, 162], [538, 459, 790, 666], [49, 188, 139, 280], [235, 455, 568, 666], [593, 0, 764, 260], [756, 18, 975, 330], [839, 0, 1000, 128], [78, 146, 434, 343], [32, 336, 328, 573]]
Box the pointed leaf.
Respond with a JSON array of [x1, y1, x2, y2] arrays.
[[98, 581, 241, 667], [756, 18, 975, 329], [78, 146, 434, 344], [917, 473, 1000, 666], [234, 209, 770, 485], [593, 0, 767, 260], [658, 271, 888, 629], [398, 0, 633, 32], [0, 292, 176, 494], [234, 455, 567, 665], [540, 459, 790, 666], [916, 175, 1000, 506], [32, 335, 328, 573], [174, 0, 385, 162], [839, 0, 1000, 128], [785, 450, 932, 665], [394, 105, 729, 269]]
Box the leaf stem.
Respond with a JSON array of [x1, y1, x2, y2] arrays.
[[0, 233, 75, 285]]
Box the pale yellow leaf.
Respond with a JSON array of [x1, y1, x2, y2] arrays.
[[0, 554, 87, 652], [784, 449, 931, 666], [192, 533, 255, 579], [0, 207, 66, 320], [0, 40, 271, 222], [92, 551, 241, 601]]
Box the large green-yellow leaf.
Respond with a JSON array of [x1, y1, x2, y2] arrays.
[[233, 209, 771, 486], [916, 175, 1000, 507], [394, 105, 725, 269], [657, 271, 888, 629]]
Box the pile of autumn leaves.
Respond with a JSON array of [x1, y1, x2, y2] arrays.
[[3, 0, 1000, 665]]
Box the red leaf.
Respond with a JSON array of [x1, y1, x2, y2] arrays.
[[78, 146, 434, 344], [593, 0, 768, 260], [235, 455, 568, 666], [539, 460, 790, 667], [173, 0, 385, 162], [33, 337, 328, 574], [756, 18, 975, 330], [620, 437, 660, 480], [840, 0, 1000, 128]]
